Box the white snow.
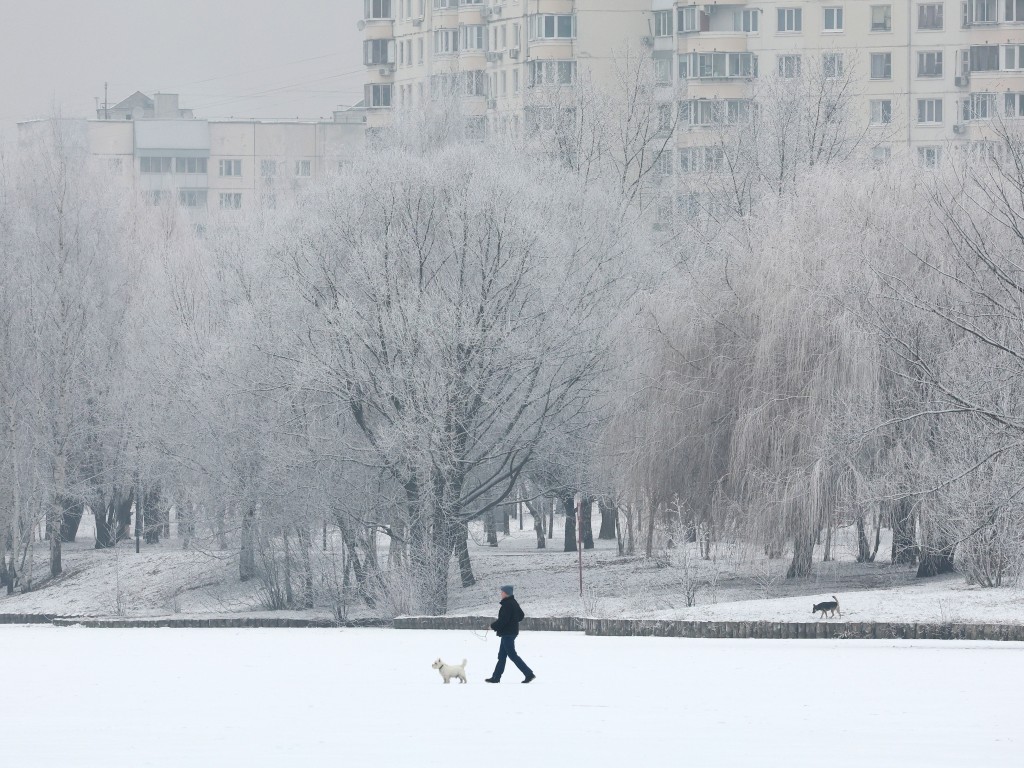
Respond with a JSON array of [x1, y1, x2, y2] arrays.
[[2, 627, 1021, 767]]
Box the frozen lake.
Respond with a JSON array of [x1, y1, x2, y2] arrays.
[[3, 627, 1021, 767]]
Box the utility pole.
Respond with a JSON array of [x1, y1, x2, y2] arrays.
[[104, 82, 109, 120]]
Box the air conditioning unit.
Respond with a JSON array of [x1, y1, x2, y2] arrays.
[[378, 66, 395, 75], [954, 75, 969, 86], [357, 19, 367, 31], [412, 17, 423, 26], [641, 35, 654, 47], [509, 47, 520, 59], [485, 51, 502, 63], [487, 98, 497, 109], [952, 123, 966, 134]]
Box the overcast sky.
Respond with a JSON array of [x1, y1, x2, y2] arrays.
[[0, 0, 364, 138]]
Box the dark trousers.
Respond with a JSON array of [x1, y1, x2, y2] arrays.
[[492, 634, 534, 680]]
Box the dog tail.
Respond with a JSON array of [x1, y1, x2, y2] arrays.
[[462, 658, 467, 667], [832, 595, 839, 603]]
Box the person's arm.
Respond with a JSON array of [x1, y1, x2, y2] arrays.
[[491, 603, 510, 633]]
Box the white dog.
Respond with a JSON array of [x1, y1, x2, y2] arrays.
[[431, 657, 468, 684]]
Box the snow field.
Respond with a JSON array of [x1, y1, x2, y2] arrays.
[[2, 627, 1022, 767]]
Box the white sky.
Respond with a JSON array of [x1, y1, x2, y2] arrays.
[[0, 0, 364, 138]]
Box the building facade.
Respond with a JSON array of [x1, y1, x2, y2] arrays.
[[20, 94, 366, 217], [655, 0, 1024, 163], [360, 0, 653, 132], [361, 0, 1024, 161]]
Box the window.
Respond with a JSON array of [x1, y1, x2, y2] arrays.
[[654, 57, 673, 84], [219, 159, 242, 177], [1004, 45, 1024, 69], [1008, 0, 1024, 21], [295, 160, 311, 177], [461, 25, 485, 50], [918, 3, 944, 28], [417, 37, 424, 64], [682, 52, 758, 79], [364, 0, 392, 19], [679, 6, 706, 32], [513, 69, 520, 94], [872, 145, 892, 163], [528, 14, 575, 40], [970, 45, 999, 71], [368, 83, 392, 107], [917, 146, 941, 167], [528, 60, 576, 86], [734, 9, 759, 31], [432, 0, 453, 8], [146, 191, 168, 205], [364, 39, 395, 65], [823, 53, 844, 78], [434, 28, 459, 54], [778, 54, 802, 78], [870, 99, 893, 123], [962, 92, 996, 120], [871, 52, 892, 78], [140, 156, 172, 173], [778, 7, 802, 31], [654, 10, 673, 36], [967, 0, 998, 22], [824, 7, 844, 30], [918, 51, 943, 76], [175, 157, 207, 174], [658, 104, 673, 132], [178, 190, 207, 208], [917, 98, 943, 123], [656, 151, 674, 176], [464, 70, 486, 96], [219, 193, 242, 210], [679, 146, 725, 173], [871, 5, 893, 30], [260, 160, 277, 177], [1005, 92, 1024, 117], [679, 99, 752, 126]]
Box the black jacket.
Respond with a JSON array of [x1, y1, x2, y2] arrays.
[[491, 596, 525, 637]]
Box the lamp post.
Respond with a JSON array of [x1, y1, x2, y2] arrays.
[[574, 492, 584, 597]]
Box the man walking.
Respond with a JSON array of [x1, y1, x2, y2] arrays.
[[485, 585, 536, 684]]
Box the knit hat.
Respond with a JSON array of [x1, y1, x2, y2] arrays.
[[500, 585, 514, 596]]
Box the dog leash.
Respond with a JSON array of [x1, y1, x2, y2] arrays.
[[471, 628, 490, 642]]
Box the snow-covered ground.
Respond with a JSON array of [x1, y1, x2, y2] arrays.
[[3, 520, 1023, 625], [2, 627, 1021, 767]]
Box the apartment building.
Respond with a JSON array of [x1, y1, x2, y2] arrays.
[[361, 0, 1024, 163], [19, 93, 366, 218], [654, 0, 1024, 164], [359, 0, 652, 133]]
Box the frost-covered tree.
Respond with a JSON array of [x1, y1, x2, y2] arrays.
[[265, 143, 640, 612]]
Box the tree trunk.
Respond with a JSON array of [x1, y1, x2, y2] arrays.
[[239, 507, 257, 582], [454, 519, 476, 588], [891, 498, 917, 565], [562, 496, 577, 552], [644, 497, 658, 558], [48, 507, 61, 578], [598, 500, 616, 540], [548, 500, 554, 540], [501, 505, 510, 535], [485, 506, 498, 547], [296, 525, 314, 608], [625, 504, 635, 556], [786, 529, 815, 578], [523, 497, 546, 549], [143, 484, 164, 544], [58, 496, 84, 543], [581, 497, 595, 549], [615, 506, 625, 556]]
